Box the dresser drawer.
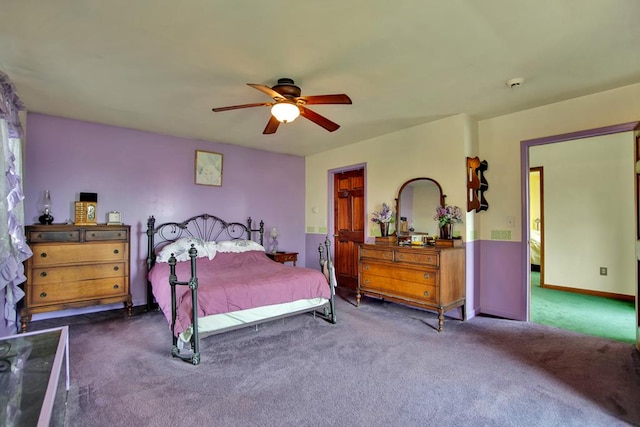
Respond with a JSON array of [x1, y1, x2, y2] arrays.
[[31, 263, 126, 285], [360, 273, 439, 305], [85, 228, 128, 241], [31, 243, 127, 266], [28, 230, 80, 243], [395, 251, 439, 267], [360, 247, 394, 261], [28, 278, 128, 307], [360, 262, 437, 286]]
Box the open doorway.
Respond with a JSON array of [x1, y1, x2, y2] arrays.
[[525, 127, 637, 344]]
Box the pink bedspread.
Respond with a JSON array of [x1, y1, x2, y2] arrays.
[[148, 251, 331, 335]]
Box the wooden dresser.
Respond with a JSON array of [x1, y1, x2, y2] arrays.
[[358, 243, 465, 332], [21, 224, 132, 332]]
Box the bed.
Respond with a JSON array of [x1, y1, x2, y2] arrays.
[[145, 214, 337, 365], [530, 229, 541, 270]]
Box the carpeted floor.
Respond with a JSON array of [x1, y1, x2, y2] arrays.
[[29, 294, 640, 427], [530, 272, 636, 344]]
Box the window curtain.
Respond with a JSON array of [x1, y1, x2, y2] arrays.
[[0, 71, 31, 335]]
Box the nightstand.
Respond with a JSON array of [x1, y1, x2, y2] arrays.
[[266, 251, 298, 266]]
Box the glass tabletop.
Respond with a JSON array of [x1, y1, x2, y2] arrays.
[[0, 326, 69, 426]]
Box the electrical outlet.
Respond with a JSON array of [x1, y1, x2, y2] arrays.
[[600, 267, 608, 276]]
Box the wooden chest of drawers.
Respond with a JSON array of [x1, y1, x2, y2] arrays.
[[358, 243, 465, 332], [21, 224, 132, 332]]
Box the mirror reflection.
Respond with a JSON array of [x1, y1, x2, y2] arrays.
[[396, 177, 445, 241]]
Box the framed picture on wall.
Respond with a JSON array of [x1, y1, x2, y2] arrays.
[[195, 150, 223, 186]]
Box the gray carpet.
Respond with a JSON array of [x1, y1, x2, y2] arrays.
[[30, 295, 640, 426]]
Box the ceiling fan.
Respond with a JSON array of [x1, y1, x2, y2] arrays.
[[212, 78, 352, 134]]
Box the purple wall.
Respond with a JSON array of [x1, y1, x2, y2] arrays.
[[479, 240, 526, 320], [23, 113, 307, 314]]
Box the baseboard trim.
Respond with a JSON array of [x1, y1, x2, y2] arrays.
[[540, 283, 634, 302]]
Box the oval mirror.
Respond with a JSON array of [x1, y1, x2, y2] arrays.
[[396, 177, 445, 238]]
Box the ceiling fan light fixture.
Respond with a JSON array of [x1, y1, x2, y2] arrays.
[[271, 102, 300, 123]]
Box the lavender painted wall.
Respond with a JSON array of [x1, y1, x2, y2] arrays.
[[479, 240, 525, 320], [305, 233, 328, 272], [23, 113, 307, 314]]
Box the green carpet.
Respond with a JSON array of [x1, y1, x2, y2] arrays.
[[530, 272, 636, 344]]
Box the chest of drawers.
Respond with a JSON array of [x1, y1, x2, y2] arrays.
[[358, 243, 465, 332], [21, 224, 132, 332]]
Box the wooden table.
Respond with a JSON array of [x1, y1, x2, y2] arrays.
[[266, 251, 298, 266]]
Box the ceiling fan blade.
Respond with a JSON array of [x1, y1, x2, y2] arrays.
[[212, 102, 272, 112], [298, 94, 352, 105], [299, 106, 340, 132], [247, 83, 286, 101], [263, 115, 280, 134]]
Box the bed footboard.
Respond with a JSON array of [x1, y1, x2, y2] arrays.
[[168, 246, 201, 365], [318, 236, 337, 324]]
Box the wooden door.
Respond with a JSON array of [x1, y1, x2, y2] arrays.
[[334, 168, 365, 291]]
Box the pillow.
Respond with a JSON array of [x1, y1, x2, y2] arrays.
[[215, 240, 265, 253], [156, 237, 216, 263]]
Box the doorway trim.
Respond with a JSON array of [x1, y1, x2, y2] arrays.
[[529, 167, 544, 286], [520, 121, 640, 325]]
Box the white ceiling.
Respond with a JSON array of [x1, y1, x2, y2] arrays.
[[2, 1, 639, 156]]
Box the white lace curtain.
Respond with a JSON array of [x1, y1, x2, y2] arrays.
[[0, 71, 32, 335]]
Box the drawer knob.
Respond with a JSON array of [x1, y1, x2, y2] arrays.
[[113, 249, 119, 254], [114, 266, 119, 271], [91, 233, 96, 237], [113, 284, 119, 289], [364, 264, 369, 270], [40, 292, 47, 298], [364, 279, 370, 284], [424, 273, 430, 279], [398, 254, 404, 259], [40, 271, 47, 277], [424, 290, 430, 297], [40, 252, 47, 258], [428, 257, 433, 262]]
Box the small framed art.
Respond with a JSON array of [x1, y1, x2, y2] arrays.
[[195, 150, 223, 186]]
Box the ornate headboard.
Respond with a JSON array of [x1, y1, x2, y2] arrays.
[[145, 213, 264, 309]]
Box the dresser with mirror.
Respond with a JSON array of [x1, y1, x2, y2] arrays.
[[357, 177, 466, 331]]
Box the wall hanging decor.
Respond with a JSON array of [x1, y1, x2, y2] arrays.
[[195, 150, 223, 186], [467, 157, 488, 212]]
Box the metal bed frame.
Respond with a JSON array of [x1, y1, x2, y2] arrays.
[[145, 213, 337, 365]]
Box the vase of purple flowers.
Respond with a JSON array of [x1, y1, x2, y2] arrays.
[[434, 205, 463, 239], [371, 202, 394, 236]]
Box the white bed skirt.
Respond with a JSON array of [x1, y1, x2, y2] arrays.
[[178, 297, 329, 347]]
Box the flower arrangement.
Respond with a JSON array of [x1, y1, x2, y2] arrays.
[[434, 205, 463, 227], [371, 202, 395, 224]]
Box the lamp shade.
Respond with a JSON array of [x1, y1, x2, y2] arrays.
[[271, 102, 300, 123]]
